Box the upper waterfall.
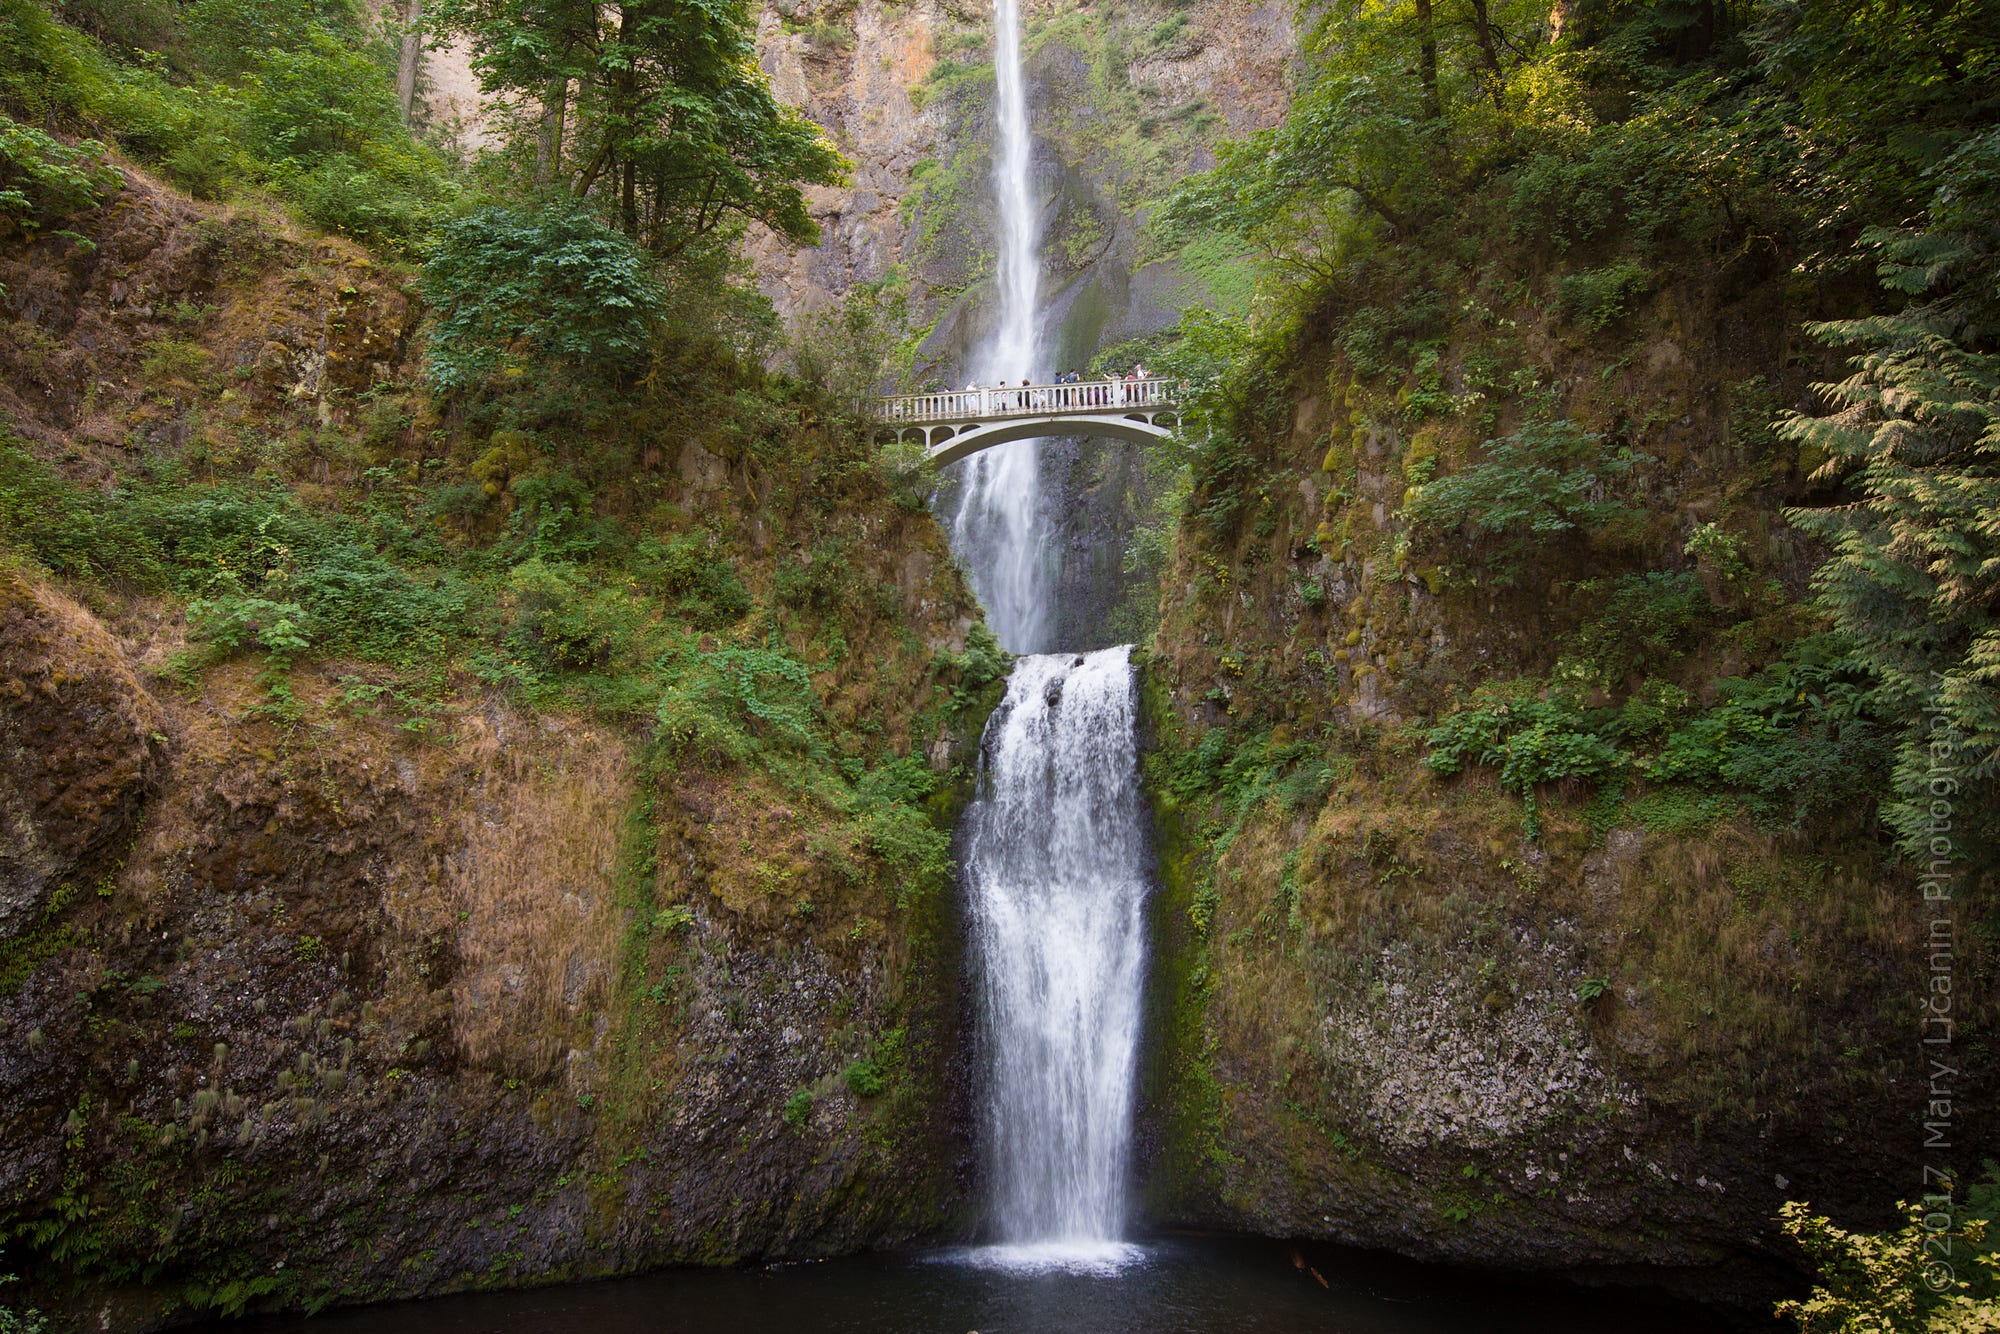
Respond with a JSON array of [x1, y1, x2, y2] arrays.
[[948, 0, 1052, 654]]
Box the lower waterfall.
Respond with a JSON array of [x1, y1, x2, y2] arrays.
[[959, 645, 1150, 1269]]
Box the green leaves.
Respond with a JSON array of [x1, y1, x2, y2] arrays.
[[429, 0, 844, 257], [1783, 128, 2000, 855], [1403, 419, 1648, 583], [1423, 638, 1890, 836], [0, 115, 121, 246], [421, 203, 666, 391]]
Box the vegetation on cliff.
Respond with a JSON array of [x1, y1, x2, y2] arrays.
[[1152, 0, 1997, 851], [1125, 0, 1999, 1302], [0, 0, 1003, 1321]]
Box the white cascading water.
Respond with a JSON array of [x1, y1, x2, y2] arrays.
[[960, 647, 1149, 1269], [950, 0, 1049, 655], [942, 0, 1151, 1274]]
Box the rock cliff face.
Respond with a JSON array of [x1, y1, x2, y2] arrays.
[[1130, 247, 1998, 1301], [0, 170, 998, 1327], [748, 0, 1292, 349]]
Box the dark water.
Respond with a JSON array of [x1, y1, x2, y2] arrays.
[[224, 1235, 1730, 1333]]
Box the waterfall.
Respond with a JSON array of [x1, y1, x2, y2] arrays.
[[960, 647, 1149, 1269], [938, 0, 1150, 1276], [950, 0, 1050, 655]]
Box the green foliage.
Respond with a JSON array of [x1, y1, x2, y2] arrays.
[[423, 204, 667, 392], [0, 438, 164, 583], [0, 0, 106, 124], [782, 1088, 813, 1127], [1553, 261, 1651, 333], [1, 0, 445, 249], [792, 276, 920, 402], [1403, 419, 1646, 582], [160, 491, 466, 669], [652, 639, 822, 763], [634, 533, 749, 629], [232, 29, 445, 243], [843, 1057, 884, 1098], [848, 758, 953, 906], [1776, 1200, 2000, 1333], [1556, 570, 1713, 690], [841, 1028, 904, 1099], [0, 1273, 48, 1334], [1424, 680, 1625, 834], [934, 621, 1009, 713], [1784, 127, 2000, 857], [1426, 638, 1890, 834], [504, 559, 620, 672], [0, 114, 121, 250], [1644, 637, 1889, 827], [429, 0, 845, 256]]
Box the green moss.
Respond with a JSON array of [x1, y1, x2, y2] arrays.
[[1133, 652, 1230, 1214]]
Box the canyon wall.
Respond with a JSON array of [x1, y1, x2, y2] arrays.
[[0, 169, 1001, 1326]]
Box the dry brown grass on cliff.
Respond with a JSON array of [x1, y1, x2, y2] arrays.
[[449, 719, 631, 1077]]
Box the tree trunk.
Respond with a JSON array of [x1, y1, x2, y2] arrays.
[[536, 76, 566, 187], [1413, 0, 1441, 119], [1468, 0, 1505, 106], [396, 0, 425, 123], [622, 159, 638, 236]]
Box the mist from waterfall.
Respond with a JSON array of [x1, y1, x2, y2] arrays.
[[949, 0, 1050, 655]]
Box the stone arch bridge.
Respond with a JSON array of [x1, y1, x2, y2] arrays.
[[874, 378, 1182, 466]]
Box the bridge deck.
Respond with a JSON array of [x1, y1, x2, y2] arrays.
[[878, 377, 1180, 425]]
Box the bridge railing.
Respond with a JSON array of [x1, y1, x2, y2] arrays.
[[877, 377, 1181, 424]]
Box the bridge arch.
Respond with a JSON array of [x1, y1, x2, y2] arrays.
[[907, 412, 1177, 467]]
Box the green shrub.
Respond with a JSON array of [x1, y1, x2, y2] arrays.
[[143, 488, 465, 666], [773, 539, 853, 612], [1403, 419, 1647, 583], [0, 1272, 48, 1334], [843, 1057, 884, 1098], [1557, 570, 1713, 689], [638, 534, 750, 627], [1425, 681, 1627, 835], [1777, 1199, 1999, 1332], [849, 758, 952, 901], [422, 204, 666, 391], [652, 639, 822, 763], [0, 0, 106, 123], [1553, 262, 1653, 333], [505, 559, 618, 672], [0, 114, 122, 250], [0, 438, 164, 583], [1646, 637, 1887, 827]]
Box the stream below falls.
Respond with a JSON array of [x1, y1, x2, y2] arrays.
[[218, 1236, 1729, 1332]]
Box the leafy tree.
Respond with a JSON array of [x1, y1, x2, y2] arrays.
[[1776, 1200, 2000, 1332], [421, 202, 666, 390], [1784, 129, 2000, 854], [428, 0, 845, 257]]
